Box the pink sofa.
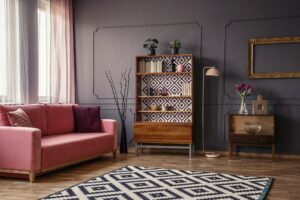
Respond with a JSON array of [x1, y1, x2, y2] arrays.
[[0, 104, 117, 182]]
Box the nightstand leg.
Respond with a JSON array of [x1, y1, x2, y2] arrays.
[[272, 144, 275, 161], [229, 143, 233, 158], [189, 144, 192, 158]]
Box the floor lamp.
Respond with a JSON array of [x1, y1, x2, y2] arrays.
[[202, 66, 221, 158]]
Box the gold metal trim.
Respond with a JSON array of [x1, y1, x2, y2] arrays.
[[248, 36, 300, 78]]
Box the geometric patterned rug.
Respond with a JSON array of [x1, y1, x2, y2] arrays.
[[40, 165, 273, 200]]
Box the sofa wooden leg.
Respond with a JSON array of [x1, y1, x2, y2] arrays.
[[113, 150, 117, 159], [29, 171, 35, 183]]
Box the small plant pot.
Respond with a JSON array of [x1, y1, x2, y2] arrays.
[[171, 48, 179, 55], [149, 49, 156, 55]]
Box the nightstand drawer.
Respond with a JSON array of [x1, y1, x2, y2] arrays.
[[230, 133, 274, 144]]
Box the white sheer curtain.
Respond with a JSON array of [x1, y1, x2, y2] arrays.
[[0, 0, 75, 104], [50, 0, 75, 103], [0, 0, 27, 104], [38, 0, 50, 102], [38, 0, 75, 104]]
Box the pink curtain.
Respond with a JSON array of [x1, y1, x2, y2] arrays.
[[50, 0, 75, 103]]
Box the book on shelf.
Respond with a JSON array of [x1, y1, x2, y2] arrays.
[[139, 60, 163, 73], [139, 61, 144, 73], [150, 61, 155, 73], [157, 61, 162, 72], [182, 83, 192, 96]]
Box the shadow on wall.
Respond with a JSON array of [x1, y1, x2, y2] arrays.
[[193, 57, 223, 151]]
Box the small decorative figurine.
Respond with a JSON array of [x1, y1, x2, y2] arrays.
[[149, 87, 155, 96], [160, 87, 168, 96], [176, 64, 185, 72], [171, 59, 176, 72]]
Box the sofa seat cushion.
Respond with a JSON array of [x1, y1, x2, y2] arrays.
[[41, 133, 114, 170], [46, 104, 75, 135], [0, 104, 48, 135]]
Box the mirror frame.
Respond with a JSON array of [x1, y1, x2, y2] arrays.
[[248, 36, 300, 78]]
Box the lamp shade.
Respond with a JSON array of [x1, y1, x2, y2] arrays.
[[205, 67, 221, 76]]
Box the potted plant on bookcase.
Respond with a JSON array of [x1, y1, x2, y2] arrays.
[[143, 38, 159, 55], [169, 39, 181, 54], [106, 68, 132, 153]]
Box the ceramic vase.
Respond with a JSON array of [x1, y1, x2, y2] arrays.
[[149, 49, 155, 55], [176, 64, 185, 72], [120, 122, 128, 153], [171, 48, 179, 55]]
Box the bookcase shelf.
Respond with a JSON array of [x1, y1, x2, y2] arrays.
[[135, 121, 192, 125], [138, 95, 192, 98], [136, 72, 192, 76], [134, 54, 195, 157], [138, 110, 192, 113]]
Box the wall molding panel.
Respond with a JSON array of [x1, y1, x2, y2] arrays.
[[75, 0, 300, 154], [92, 22, 202, 102]]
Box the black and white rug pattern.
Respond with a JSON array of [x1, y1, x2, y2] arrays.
[[41, 165, 273, 200]]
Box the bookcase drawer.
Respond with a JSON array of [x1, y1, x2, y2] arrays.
[[134, 123, 192, 144]]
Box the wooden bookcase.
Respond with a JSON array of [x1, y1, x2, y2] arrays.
[[228, 114, 275, 160], [134, 54, 194, 156]]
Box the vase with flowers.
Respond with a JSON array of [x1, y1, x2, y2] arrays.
[[235, 83, 253, 115]]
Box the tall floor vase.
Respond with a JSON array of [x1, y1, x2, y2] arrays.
[[120, 122, 128, 153]]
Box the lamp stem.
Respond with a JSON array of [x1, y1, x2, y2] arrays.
[[201, 66, 222, 158], [202, 67, 207, 154]]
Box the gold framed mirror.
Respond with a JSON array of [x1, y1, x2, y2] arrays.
[[248, 36, 300, 78]]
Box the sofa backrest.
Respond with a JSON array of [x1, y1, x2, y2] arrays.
[[0, 104, 77, 136], [45, 104, 75, 135], [0, 104, 48, 135]]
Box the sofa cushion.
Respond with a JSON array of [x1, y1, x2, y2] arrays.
[[0, 105, 13, 126], [46, 104, 75, 135], [0, 104, 48, 135], [73, 106, 101, 133], [7, 108, 33, 127], [41, 133, 114, 170]]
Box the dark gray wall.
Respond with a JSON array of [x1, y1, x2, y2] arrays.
[[74, 0, 300, 154]]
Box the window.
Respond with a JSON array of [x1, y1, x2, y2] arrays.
[[0, 0, 21, 103], [0, 0, 7, 97], [38, 0, 50, 102]]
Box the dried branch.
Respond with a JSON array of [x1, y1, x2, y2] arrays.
[[105, 68, 132, 125], [105, 71, 123, 122]]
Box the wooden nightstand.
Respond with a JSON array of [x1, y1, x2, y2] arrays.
[[228, 114, 275, 160]]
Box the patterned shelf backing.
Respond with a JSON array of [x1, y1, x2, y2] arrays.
[[137, 55, 193, 123]]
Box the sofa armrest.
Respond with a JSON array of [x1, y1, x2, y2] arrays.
[[100, 119, 117, 150], [0, 126, 41, 171]]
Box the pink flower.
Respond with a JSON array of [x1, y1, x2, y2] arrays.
[[235, 83, 253, 97]]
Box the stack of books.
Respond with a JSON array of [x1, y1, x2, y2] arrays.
[[139, 61, 163, 73], [182, 83, 192, 96]]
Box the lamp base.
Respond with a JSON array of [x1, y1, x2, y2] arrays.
[[204, 152, 221, 158]]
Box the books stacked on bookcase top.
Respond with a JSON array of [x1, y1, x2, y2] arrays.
[[139, 61, 163, 73], [182, 83, 192, 96]]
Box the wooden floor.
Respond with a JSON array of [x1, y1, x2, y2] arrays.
[[0, 152, 299, 200]]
